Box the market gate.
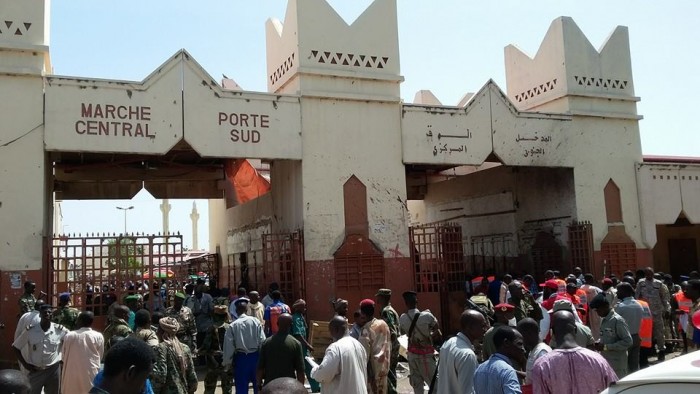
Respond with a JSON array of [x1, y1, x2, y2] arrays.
[[49, 233, 191, 329]]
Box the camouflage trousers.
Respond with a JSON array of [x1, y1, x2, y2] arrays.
[[204, 362, 233, 394]]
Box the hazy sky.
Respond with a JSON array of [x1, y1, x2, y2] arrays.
[[51, 1, 700, 250]]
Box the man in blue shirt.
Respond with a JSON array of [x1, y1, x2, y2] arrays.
[[474, 326, 525, 394]]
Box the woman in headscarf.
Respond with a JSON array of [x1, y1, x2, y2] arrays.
[[151, 317, 198, 394]]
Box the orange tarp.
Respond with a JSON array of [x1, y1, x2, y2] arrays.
[[224, 159, 270, 206]]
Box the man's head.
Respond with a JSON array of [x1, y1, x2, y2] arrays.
[[237, 287, 247, 297], [616, 283, 634, 299], [493, 326, 526, 364], [352, 310, 366, 327], [480, 277, 490, 287], [0, 369, 31, 394], [503, 274, 513, 285], [235, 298, 250, 315], [516, 318, 541, 351], [124, 295, 139, 311], [601, 278, 613, 291], [39, 304, 54, 322], [402, 291, 418, 309], [621, 276, 636, 287], [271, 290, 282, 302], [522, 275, 534, 289], [77, 311, 95, 329], [134, 309, 151, 329], [194, 284, 204, 298], [565, 282, 578, 296], [249, 291, 260, 304], [114, 305, 130, 321], [329, 315, 349, 341], [101, 338, 155, 394], [644, 267, 654, 280], [23, 281, 35, 294], [589, 294, 611, 318], [157, 317, 180, 340], [583, 273, 595, 285], [508, 281, 523, 300], [58, 292, 71, 307], [684, 280, 700, 302], [292, 299, 307, 314], [544, 270, 554, 280], [375, 288, 392, 306], [334, 298, 349, 317], [540, 280, 558, 299], [551, 310, 577, 345], [461, 309, 488, 342], [494, 303, 516, 324], [573, 267, 582, 276], [277, 313, 293, 334], [261, 377, 307, 394], [268, 282, 280, 294], [173, 292, 186, 309], [360, 299, 376, 320]]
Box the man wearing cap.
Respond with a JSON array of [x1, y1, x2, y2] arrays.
[[12, 304, 69, 394], [482, 303, 515, 360], [635, 267, 671, 361], [165, 291, 198, 351], [360, 299, 391, 394], [291, 299, 320, 392], [399, 291, 441, 394], [124, 294, 141, 330], [375, 289, 400, 394], [224, 297, 266, 394], [103, 305, 133, 352], [590, 293, 633, 377], [201, 304, 233, 394], [153, 317, 198, 394]]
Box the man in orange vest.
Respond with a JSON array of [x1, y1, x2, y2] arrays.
[[615, 283, 644, 373], [673, 281, 693, 354], [637, 299, 653, 367]]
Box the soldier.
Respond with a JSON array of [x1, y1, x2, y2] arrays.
[[165, 291, 198, 351], [635, 267, 671, 361], [399, 291, 441, 394], [103, 305, 133, 352], [508, 280, 543, 323], [199, 305, 233, 394], [52, 292, 80, 330], [12, 304, 69, 394], [375, 289, 400, 394], [19, 281, 37, 315], [590, 294, 633, 378]]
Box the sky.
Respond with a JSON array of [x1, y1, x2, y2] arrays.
[[51, 1, 700, 250]]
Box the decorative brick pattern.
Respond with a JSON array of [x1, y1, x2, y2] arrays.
[[574, 76, 628, 89], [514, 79, 557, 102], [269, 53, 295, 86], [310, 50, 389, 69], [0, 20, 32, 36]]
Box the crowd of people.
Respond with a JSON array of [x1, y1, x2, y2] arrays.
[[5, 266, 700, 394]]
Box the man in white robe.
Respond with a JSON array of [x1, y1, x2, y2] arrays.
[[309, 316, 368, 394], [61, 311, 104, 394], [14, 300, 44, 375]]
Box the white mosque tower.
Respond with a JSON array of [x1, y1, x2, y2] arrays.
[[160, 198, 171, 234], [190, 201, 199, 250]]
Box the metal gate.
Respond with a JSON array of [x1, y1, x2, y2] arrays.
[[50, 233, 184, 328], [262, 231, 305, 303], [568, 221, 595, 275], [409, 223, 464, 335]]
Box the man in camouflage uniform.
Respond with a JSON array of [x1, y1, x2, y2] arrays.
[[376, 288, 400, 394], [153, 317, 198, 394], [18, 280, 37, 315], [165, 291, 198, 351], [199, 305, 233, 394], [635, 267, 671, 360], [52, 292, 80, 330], [103, 305, 133, 352]]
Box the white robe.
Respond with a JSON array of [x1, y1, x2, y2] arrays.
[[61, 327, 104, 394], [311, 335, 368, 394]]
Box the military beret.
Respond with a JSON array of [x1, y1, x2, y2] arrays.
[[174, 292, 186, 300], [494, 303, 515, 313]]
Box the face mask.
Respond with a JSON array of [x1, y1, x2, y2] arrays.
[[508, 318, 517, 327]]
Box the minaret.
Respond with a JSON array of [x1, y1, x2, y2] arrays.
[[160, 199, 171, 234], [190, 201, 199, 250]]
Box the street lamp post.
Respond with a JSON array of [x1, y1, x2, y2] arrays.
[[116, 206, 134, 234]]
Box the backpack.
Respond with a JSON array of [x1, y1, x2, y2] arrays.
[[468, 294, 495, 323]]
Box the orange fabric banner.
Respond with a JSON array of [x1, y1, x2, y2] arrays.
[[224, 159, 270, 205]]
